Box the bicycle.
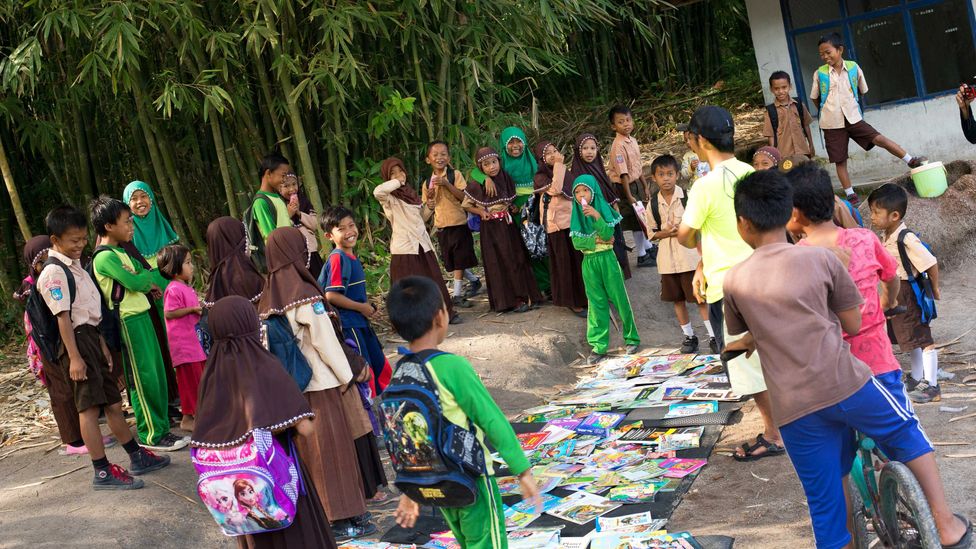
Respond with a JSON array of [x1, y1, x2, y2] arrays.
[[848, 430, 940, 548]]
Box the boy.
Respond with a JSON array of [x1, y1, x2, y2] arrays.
[[868, 183, 942, 403], [724, 170, 969, 549], [763, 71, 816, 159], [90, 197, 187, 451], [252, 152, 294, 240], [389, 276, 541, 548], [811, 33, 926, 205], [678, 123, 709, 184], [38, 206, 170, 489], [422, 141, 481, 307], [608, 105, 655, 267], [646, 155, 716, 354], [319, 205, 393, 395]]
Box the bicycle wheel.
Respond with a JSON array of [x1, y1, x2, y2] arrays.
[[879, 461, 941, 548], [848, 478, 872, 549]]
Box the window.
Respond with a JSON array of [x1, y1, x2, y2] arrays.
[[782, 0, 976, 110]]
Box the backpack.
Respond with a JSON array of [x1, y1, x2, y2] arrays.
[[261, 315, 313, 391], [378, 349, 486, 508], [243, 194, 275, 272], [24, 258, 76, 364], [520, 195, 548, 260], [192, 429, 301, 537], [765, 100, 809, 149], [648, 190, 687, 231], [196, 309, 213, 356], [896, 229, 937, 325], [87, 246, 127, 353], [843, 199, 864, 227]]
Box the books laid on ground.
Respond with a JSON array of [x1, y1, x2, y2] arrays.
[[504, 493, 564, 529], [595, 511, 663, 532], [575, 412, 626, 437], [687, 387, 740, 401], [507, 527, 562, 549], [517, 431, 549, 450], [546, 491, 622, 525], [664, 400, 719, 418]]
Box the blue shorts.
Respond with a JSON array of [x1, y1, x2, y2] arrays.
[[779, 378, 933, 549]]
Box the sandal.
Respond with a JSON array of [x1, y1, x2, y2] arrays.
[[733, 433, 786, 462], [944, 514, 973, 549]]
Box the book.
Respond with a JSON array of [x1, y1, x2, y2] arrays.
[[507, 527, 561, 549], [539, 425, 576, 445], [662, 387, 695, 400], [503, 493, 563, 529], [617, 427, 676, 445], [687, 388, 739, 401], [498, 474, 562, 496], [590, 530, 699, 549], [664, 400, 718, 418], [576, 412, 626, 437], [531, 439, 576, 462], [544, 418, 582, 431], [595, 511, 658, 532], [659, 458, 707, 478], [607, 483, 659, 503], [546, 491, 621, 525], [517, 431, 549, 450]]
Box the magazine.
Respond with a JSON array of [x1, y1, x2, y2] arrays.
[[607, 483, 659, 503], [575, 412, 626, 437], [504, 493, 564, 529], [517, 431, 550, 450], [546, 491, 621, 525], [659, 458, 707, 479], [507, 527, 561, 549], [595, 511, 659, 532]]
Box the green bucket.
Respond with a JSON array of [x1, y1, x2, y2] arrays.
[[910, 161, 948, 198]]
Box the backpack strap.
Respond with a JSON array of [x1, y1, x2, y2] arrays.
[[89, 246, 125, 308], [42, 257, 77, 306], [396, 347, 447, 366], [896, 229, 919, 281], [766, 104, 779, 149], [649, 191, 661, 231]]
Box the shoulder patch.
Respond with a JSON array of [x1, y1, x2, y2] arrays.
[[312, 301, 327, 315], [50, 287, 64, 301], [615, 154, 625, 164]]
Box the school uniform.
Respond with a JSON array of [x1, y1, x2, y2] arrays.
[[809, 61, 877, 164], [500, 127, 551, 295], [543, 190, 588, 310], [648, 187, 701, 303], [608, 133, 647, 232], [762, 98, 814, 158], [421, 169, 479, 273], [883, 223, 937, 352]]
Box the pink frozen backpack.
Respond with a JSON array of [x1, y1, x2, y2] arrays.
[[191, 429, 301, 536]]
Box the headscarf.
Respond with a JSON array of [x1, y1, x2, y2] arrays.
[[380, 157, 421, 206], [205, 217, 265, 307], [570, 174, 622, 240], [257, 227, 324, 317], [15, 235, 52, 302], [122, 181, 179, 258], [753, 146, 782, 168], [499, 126, 538, 195], [568, 133, 619, 205], [464, 148, 517, 207], [191, 296, 314, 448]]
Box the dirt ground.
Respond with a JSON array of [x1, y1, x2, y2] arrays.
[[2, 232, 975, 548]]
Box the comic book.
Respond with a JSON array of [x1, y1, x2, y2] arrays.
[[664, 401, 718, 418], [546, 491, 621, 525], [659, 458, 707, 478], [517, 431, 550, 450]]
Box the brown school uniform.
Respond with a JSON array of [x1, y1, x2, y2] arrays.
[[535, 143, 587, 310], [648, 187, 701, 303], [810, 64, 878, 163], [883, 223, 937, 351], [762, 98, 814, 158], [608, 133, 647, 232], [422, 169, 479, 272]]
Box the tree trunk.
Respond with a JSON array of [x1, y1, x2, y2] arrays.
[[411, 39, 434, 143], [72, 105, 96, 202], [252, 49, 292, 160], [155, 129, 205, 248], [209, 112, 239, 218], [0, 133, 33, 242]]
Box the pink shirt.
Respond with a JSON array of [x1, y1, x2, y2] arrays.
[[163, 280, 207, 366], [799, 228, 900, 375]]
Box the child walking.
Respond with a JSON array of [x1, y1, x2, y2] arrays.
[[388, 276, 541, 548], [571, 174, 640, 364], [646, 155, 716, 354], [204, 217, 265, 308], [608, 105, 654, 267], [463, 147, 542, 313], [89, 197, 187, 452], [373, 157, 458, 323], [763, 71, 816, 158], [868, 184, 942, 403], [157, 244, 206, 433], [811, 33, 926, 204], [37, 206, 170, 489]]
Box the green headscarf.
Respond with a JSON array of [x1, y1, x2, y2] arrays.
[[498, 126, 538, 195], [570, 174, 622, 240], [122, 180, 179, 257]]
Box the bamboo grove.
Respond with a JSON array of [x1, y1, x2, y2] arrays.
[[0, 0, 751, 302]]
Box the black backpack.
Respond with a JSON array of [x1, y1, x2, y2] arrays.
[[87, 246, 128, 352], [765, 99, 809, 149], [649, 190, 687, 231], [378, 349, 486, 508], [25, 258, 76, 363], [243, 193, 276, 272]]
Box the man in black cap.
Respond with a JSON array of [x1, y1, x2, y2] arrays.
[[676, 106, 785, 462]]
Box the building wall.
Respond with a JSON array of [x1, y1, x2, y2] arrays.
[[745, 0, 974, 183]]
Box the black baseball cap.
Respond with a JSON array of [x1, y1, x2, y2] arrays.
[[688, 106, 735, 141], [676, 123, 690, 132]]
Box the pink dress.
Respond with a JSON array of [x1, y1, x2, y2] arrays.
[[799, 228, 900, 375], [163, 280, 207, 366]]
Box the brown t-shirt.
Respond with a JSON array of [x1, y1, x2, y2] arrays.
[[723, 243, 872, 427], [762, 99, 813, 157]]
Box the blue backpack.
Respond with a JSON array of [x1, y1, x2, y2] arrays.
[[261, 315, 313, 391], [896, 229, 937, 325], [844, 199, 864, 227], [378, 349, 486, 508]]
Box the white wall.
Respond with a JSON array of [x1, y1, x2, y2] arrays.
[[745, 0, 975, 183]]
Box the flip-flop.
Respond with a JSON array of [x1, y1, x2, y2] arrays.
[[944, 514, 973, 549], [733, 433, 786, 462]]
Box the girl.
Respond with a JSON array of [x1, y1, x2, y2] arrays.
[[373, 157, 457, 322], [279, 173, 324, 278], [571, 175, 640, 363], [568, 133, 632, 280], [752, 146, 781, 171], [533, 141, 587, 316], [157, 244, 206, 433], [191, 295, 335, 549], [463, 147, 542, 313], [258, 227, 377, 540], [204, 217, 265, 308]]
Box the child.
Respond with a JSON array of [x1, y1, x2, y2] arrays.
[[646, 155, 715, 354], [752, 146, 781, 171], [257, 226, 377, 540], [568, 133, 631, 280], [763, 71, 816, 158], [421, 141, 481, 307], [533, 141, 587, 315], [123, 180, 179, 288], [678, 123, 710, 184], [204, 216, 266, 308], [89, 197, 187, 452], [252, 152, 294, 241], [157, 244, 206, 432], [868, 183, 942, 403], [319, 206, 393, 395], [373, 157, 459, 323], [607, 105, 654, 267], [571, 175, 640, 363], [463, 147, 542, 313], [191, 295, 335, 548], [388, 276, 541, 548], [278, 173, 323, 277], [811, 33, 927, 205], [37, 206, 170, 488], [723, 170, 968, 549], [777, 157, 863, 229]]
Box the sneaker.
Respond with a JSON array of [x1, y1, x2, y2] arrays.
[[351, 512, 374, 527], [93, 464, 144, 490], [637, 254, 654, 268], [903, 372, 922, 393], [846, 193, 860, 206], [680, 335, 699, 354], [908, 380, 941, 403], [452, 295, 473, 309], [907, 156, 928, 169], [143, 432, 190, 452], [464, 279, 482, 298], [625, 344, 641, 355], [708, 337, 719, 354], [587, 353, 607, 365], [449, 313, 464, 325], [332, 520, 377, 542], [129, 448, 172, 475], [512, 303, 530, 313]]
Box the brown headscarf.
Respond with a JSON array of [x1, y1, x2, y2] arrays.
[[568, 133, 619, 205], [533, 141, 572, 199], [380, 157, 421, 206], [191, 296, 314, 448], [204, 217, 265, 307], [257, 227, 324, 317], [15, 235, 52, 302], [464, 147, 517, 207]]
